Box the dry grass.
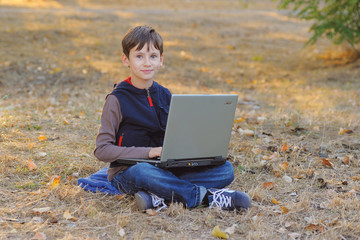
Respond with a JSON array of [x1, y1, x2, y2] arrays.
[[1, 0, 360, 239]]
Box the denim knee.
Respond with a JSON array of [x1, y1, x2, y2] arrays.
[[222, 161, 235, 185], [111, 163, 155, 194], [126, 162, 154, 176]]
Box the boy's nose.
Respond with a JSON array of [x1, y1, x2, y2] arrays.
[[143, 57, 151, 66]]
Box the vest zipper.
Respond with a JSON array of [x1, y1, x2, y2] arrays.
[[118, 133, 124, 146], [146, 88, 154, 107]]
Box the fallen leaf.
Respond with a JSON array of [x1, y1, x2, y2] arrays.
[[212, 225, 229, 239], [342, 155, 350, 165], [280, 206, 289, 214], [348, 189, 356, 194], [280, 162, 289, 171], [48, 175, 61, 189], [305, 169, 314, 178], [263, 182, 274, 189], [63, 210, 77, 221], [293, 174, 304, 179], [67, 175, 76, 181], [263, 152, 279, 161], [200, 67, 208, 73], [63, 119, 70, 125], [146, 209, 158, 216], [226, 78, 235, 85], [271, 198, 281, 204], [51, 67, 61, 74], [322, 158, 333, 168], [30, 189, 42, 195], [227, 45, 235, 51], [281, 144, 289, 152], [273, 170, 281, 178], [28, 158, 37, 170], [116, 194, 127, 200], [234, 117, 245, 123], [253, 55, 263, 62], [351, 176, 360, 181], [339, 128, 353, 135], [305, 223, 324, 232], [28, 139, 35, 149], [38, 135, 47, 142]]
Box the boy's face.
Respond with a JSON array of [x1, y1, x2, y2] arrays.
[[122, 43, 163, 85]]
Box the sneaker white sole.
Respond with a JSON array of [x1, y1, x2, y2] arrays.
[[135, 192, 148, 211]]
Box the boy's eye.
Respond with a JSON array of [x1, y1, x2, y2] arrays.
[[151, 55, 158, 58], [136, 55, 143, 59]]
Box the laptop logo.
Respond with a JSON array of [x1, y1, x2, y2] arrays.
[[224, 101, 233, 105]]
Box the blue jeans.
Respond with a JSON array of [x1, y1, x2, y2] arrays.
[[111, 161, 235, 208]]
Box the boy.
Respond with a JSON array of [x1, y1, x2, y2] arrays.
[[94, 25, 251, 211]]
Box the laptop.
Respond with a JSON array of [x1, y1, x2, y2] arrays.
[[115, 94, 238, 168]]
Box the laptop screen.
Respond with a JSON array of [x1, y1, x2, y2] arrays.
[[160, 94, 238, 162]]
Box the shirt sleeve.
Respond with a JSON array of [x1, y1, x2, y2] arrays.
[[94, 94, 151, 162]]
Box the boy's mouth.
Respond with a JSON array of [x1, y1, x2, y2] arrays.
[[141, 70, 153, 74]]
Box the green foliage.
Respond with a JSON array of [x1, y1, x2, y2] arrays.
[[278, 0, 360, 48]]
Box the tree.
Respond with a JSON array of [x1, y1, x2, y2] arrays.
[[278, 0, 360, 52]]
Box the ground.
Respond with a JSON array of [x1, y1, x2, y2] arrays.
[[1, 0, 360, 239]]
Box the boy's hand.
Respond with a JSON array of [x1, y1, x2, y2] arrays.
[[149, 147, 162, 158]]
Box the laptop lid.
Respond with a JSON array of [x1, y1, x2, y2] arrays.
[[160, 94, 238, 162]]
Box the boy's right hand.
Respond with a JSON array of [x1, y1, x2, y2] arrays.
[[149, 147, 162, 158]]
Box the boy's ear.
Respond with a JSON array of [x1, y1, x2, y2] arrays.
[[160, 54, 164, 66], [122, 53, 130, 67]]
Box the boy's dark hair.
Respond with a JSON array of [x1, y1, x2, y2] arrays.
[[122, 25, 163, 58]]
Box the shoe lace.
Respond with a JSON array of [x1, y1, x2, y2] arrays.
[[150, 193, 167, 212], [209, 188, 232, 209]]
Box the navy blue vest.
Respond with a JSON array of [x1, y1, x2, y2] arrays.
[[109, 79, 171, 168]]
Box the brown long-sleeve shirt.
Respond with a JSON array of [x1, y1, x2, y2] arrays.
[[94, 94, 151, 181]]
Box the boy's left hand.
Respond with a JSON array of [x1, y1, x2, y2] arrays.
[[149, 147, 162, 158]]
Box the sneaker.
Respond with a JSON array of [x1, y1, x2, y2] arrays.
[[208, 188, 251, 211], [135, 191, 167, 212]]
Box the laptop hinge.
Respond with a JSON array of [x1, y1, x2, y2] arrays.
[[159, 156, 226, 168]]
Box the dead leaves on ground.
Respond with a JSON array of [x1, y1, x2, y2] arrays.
[[321, 158, 334, 168], [212, 225, 229, 239], [146, 209, 158, 216], [63, 210, 77, 221], [280, 206, 290, 214], [47, 175, 61, 189], [338, 128, 353, 135], [271, 198, 281, 204], [262, 182, 275, 190], [28, 158, 37, 170], [305, 223, 325, 232], [38, 135, 47, 142]]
